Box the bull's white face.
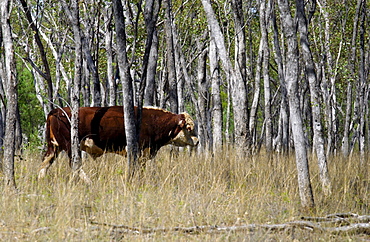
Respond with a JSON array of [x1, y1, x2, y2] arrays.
[[171, 128, 199, 147], [169, 113, 199, 147]]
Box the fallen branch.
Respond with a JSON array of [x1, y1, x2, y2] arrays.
[[90, 213, 370, 236]]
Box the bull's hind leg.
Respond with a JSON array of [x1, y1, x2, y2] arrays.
[[38, 147, 56, 179]]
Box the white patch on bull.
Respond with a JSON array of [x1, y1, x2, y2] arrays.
[[51, 137, 59, 146], [38, 168, 47, 179], [168, 112, 198, 147], [80, 138, 104, 157], [170, 129, 198, 147], [38, 153, 55, 179]]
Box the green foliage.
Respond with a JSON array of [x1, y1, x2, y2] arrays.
[[17, 64, 45, 148]]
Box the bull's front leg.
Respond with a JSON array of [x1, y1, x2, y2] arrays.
[[80, 138, 104, 159]]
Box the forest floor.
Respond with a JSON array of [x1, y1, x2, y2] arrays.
[[0, 146, 369, 241]]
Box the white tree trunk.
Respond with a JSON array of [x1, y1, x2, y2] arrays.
[[297, 0, 331, 196], [1, 0, 17, 189], [278, 0, 315, 210], [210, 38, 223, 151], [113, 0, 139, 179], [260, 0, 272, 152], [202, 0, 249, 147], [104, 5, 115, 106], [61, 0, 88, 183]]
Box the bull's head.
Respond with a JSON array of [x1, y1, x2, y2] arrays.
[[169, 112, 199, 147]]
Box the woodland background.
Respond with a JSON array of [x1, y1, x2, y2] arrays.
[[0, 0, 369, 210]]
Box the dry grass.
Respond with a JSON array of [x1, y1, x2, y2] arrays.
[[0, 146, 369, 241]]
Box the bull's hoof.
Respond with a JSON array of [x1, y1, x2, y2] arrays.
[[38, 168, 47, 179]]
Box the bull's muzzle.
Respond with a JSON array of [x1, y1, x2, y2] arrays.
[[169, 129, 199, 147]]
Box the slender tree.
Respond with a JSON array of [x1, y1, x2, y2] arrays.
[[297, 0, 331, 195], [113, 0, 139, 179], [104, 4, 116, 106], [197, 41, 208, 149], [164, 0, 178, 113], [61, 0, 88, 183], [1, 0, 18, 189], [144, 0, 161, 107], [209, 38, 223, 151], [277, 0, 315, 210], [260, 0, 272, 152], [202, 0, 249, 148], [19, 0, 53, 112], [271, 4, 289, 153], [137, 0, 161, 142], [249, 39, 263, 146]]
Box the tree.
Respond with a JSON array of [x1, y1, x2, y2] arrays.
[[113, 0, 139, 180], [259, 0, 272, 152], [271, 3, 289, 154], [104, 3, 116, 106], [19, 0, 53, 112], [209, 38, 222, 151], [143, 0, 161, 107], [277, 0, 315, 210], [197, 39, 209, 149], [296, 0, 331, 196], [202, 0, 249, 148], [61, 0, 88, 183], [1, 0, 18, 189], [164, 0, 178, 113]]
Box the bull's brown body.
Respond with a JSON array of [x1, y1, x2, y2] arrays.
[[38, 106, 198, 180]]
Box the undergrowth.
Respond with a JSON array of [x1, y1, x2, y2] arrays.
[[0, 146, 369, 241]]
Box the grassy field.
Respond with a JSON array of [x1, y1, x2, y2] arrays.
[[0, 146, 369, 241]]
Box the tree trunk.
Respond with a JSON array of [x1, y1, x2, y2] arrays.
[[38, 27, 70, 106], [164, 0, 178, 113], [1, 0, 18, 189], [61, 0, 84, 180], [202, 0, 249, 148], [249, 40, 263, 146], [144, 0, 160, 107], [113, 0, 138, 180], [297, 0, 331, 196], [137, 0, 161, 139], [82, 61, 90, 106], [318, 0, 339, 155], [82, 37, 101, 106], [271, 4, 289, 153], [277, 0, 315, 210], [209, 37, 223, 151], [341, 83, 352, 156], [19, 0, 53, 112], [197, 42, 208, 149], [104, 5, 116, 106], [357, 2, 367, 164], [230, 0, 247, 84], [260, 0, 272, 152]]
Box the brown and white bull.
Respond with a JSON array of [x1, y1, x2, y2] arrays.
[[38, 106, 198, 181]]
